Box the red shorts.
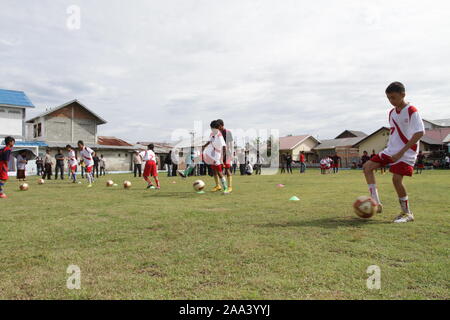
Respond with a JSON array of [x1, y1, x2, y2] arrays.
[[417, 164, 425, 169], [70, 165, 77, 172], [320, 164, 327, 170], [370, 153, 413, 177], [212, 164, 223, 172], [85, 166, 93, 173], [0, 169, 8, 181], [143, 161, 158, 177], [332, 163, 339, 168]]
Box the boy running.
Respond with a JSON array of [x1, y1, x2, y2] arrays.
[[78, 140, 95, 187], [363, 82, 425, 223], [0, 136, 15, 199], [140, 144, 160, 189], [66, 145, 78, 183]]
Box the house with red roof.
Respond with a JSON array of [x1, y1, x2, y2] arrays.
[[279, 135, 320, 163]]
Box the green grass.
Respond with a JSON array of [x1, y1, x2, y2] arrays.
[[0, 169, 449, 300]]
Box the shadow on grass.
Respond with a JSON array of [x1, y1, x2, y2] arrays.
[[258, 216, 391, 229], [145, 191, 196, 198]]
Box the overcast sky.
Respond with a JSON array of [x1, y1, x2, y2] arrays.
[[1, 0, 450, 143]]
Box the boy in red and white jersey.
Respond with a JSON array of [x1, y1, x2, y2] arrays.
[[140, 144, 160, 189], [78, 140, 95, 187], [0, 136, 15, 199], [66, 145, 78, 183], [203, 120, 229, 194], [363, 82, 425, 223]]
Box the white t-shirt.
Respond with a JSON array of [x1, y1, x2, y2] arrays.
[[204, 131, 226, 165], [80, 146, 94, 167], [17, 154, 27, 170], [139, 150, 156, 162], [382, 104, 425, 166], [68, 150, 78, 166]]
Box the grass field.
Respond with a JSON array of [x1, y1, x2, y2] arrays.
[[0, 169, 448, 300]]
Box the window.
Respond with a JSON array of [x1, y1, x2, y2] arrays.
[[33, 123, 42, 138], [118, 154, 121, 157], [8, 110, 21, 114]]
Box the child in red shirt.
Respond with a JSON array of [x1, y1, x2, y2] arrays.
[[0, 136, 16, 199]]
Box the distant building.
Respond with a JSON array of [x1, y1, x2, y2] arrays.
[[352, 127, 390, 156], [314, 130, 367, 167], [334, 130, 368, 139], [26, 99, 138, 172], [423, 119, 450, 130], [279, 135, 320, 163], [0, 88, 35, 141], [26, 99, 107, 144]]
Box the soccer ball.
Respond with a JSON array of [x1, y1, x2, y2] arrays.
[[353, 196, 378, 219], [37, 179, 45, 185], [193, 180, 205, 191], [106, 180, 114, 187], [19, 183, 29, 191], [123, 181, 132, 189]]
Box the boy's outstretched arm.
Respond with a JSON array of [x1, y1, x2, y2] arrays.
[[391, 131, 425, 162]]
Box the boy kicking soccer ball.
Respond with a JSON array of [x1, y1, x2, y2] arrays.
[[140, 144, 160, 189], [203, 120, 229, 194], [0, 136, 15, 199], [78, 140, 95, 188], [363, 82, 425, 223]]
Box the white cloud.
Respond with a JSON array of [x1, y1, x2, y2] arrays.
[[1, 0, 450, 143]]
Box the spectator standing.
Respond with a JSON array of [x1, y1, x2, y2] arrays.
[[165, 150, 173, 177], [16, 151, 28, 181], [133, 151, 142, 177], [299, 151, 306, 173], [36, 156, 43, 176], [360, 151, 371, 168], [238, 149, 246, 176], [93, 153, 100, 178], [54, 148, 65, 180], [331, 153, 341, 173], [280, 153, 287, 173], [42, 149, 53, 180], [286, 154, 293, 174], [416, 151, 426, 174], [99, 155, 106, 176], [445, 155, 450, 169]]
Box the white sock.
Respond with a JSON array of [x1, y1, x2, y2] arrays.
[[399, 196, 410, 214], [368, 184, 381, 204], [220, 177, 228, 190]]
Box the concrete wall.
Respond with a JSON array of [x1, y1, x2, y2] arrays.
[[357, 129, 390, 156], [94, 150, 133, 172], [43, 117, 97, 143], [0, 106, 24, 139]]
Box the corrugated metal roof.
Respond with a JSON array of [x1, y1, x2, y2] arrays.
[[280, 135, 311, 150], [424, 128, 450, 143], [0, 89, 35, 108], [425, 119, 450, 127], [98, 136, 132, 147], [26, 100, 107, 124], [335, 130, 367, 139], [314, 137, 365, 150]]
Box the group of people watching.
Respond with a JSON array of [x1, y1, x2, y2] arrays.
[[35, 148, 106, 180]]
